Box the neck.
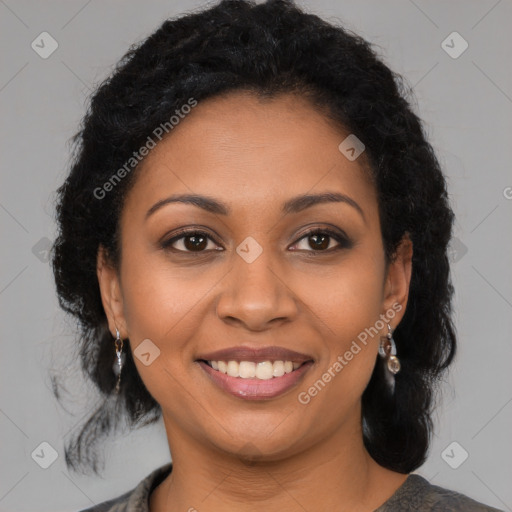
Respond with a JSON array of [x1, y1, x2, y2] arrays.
[[150, 415, 408, 512]]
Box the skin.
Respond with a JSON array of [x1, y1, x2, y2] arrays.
[[97, 91, 413, 512]]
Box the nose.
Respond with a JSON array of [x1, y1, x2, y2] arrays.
[[216, 248, 298, 331]]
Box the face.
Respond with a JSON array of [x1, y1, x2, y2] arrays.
[[97, 91, 412, 461]]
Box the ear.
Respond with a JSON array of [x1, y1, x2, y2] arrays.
[[382, 233, 413, 326], [96, 245, 128, 338]]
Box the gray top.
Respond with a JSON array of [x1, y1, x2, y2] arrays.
[[78, 463, 504, 512]]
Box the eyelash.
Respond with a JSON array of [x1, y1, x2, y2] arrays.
[[160, 227, 352, 254]]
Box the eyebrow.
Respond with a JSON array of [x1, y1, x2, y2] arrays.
[[146, 192, 365, 222]]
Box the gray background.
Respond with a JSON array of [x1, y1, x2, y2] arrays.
[[1, 0, 511, 511]]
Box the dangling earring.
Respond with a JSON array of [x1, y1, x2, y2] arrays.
[[379, 322, 400, 392], [113, 327, 126, 394]]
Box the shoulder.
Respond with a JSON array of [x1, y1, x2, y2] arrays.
[[76, 463, 173, 512], [77, 490, 131, 512], [376, 474, 504, 512]]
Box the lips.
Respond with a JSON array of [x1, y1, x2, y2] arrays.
[[196, 346, 314, 400], [197, 346, 313, 364]]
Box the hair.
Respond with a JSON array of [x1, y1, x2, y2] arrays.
[[51, 0, 456, 476]]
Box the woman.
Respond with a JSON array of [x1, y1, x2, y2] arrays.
[[51, 0, 502, 510]]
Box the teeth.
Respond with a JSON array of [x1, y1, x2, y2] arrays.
[[207, 360, 303, 379], [227, 360, 239, 378], [273, 360, 285, 377], [239, 361, 256, 378], [256, 361, 273, 380]]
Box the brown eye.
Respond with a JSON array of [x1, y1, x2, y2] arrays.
[[307, 232, 331, 250], [161, 230, 221, 253], [182, 233, 208, 251], [291, 228, 352, 252]]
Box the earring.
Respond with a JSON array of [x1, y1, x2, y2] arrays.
[[113, 327, 126, 394], [379, 322, 400, 392]]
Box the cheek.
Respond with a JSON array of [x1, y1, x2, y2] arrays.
[[294, 254, 384, 405], [118, 249, 229, 396], [119, 247, 213, 341], [298, 253, 385, 346], [118, 252, 213, 421]]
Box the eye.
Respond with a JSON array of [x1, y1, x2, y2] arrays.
[[161, 229, 223, 253], [161, 227, 352, 254], [290, 228, 351, 253]]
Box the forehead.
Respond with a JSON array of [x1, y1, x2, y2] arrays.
[[123, 91, 378, 222]]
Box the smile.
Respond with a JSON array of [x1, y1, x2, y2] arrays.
[[204, 359, 303, 379], [197, 359, 313, 400]]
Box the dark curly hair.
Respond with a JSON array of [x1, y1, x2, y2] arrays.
[[51, 0, 456, 476]]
